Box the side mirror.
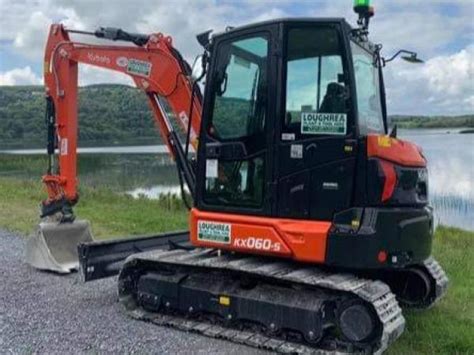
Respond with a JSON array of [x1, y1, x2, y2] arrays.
[[383, 50, 424, 66], [191, 54, 206, 82]]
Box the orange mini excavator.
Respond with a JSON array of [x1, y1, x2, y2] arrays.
[[27, 1, 448, 353]]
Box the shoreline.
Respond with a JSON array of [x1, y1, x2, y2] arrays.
[[0, 127, 472, 152]]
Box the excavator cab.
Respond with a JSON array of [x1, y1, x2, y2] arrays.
[[196, 20, 362, 220]]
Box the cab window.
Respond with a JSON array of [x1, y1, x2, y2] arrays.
[[204, 35, 269, 208], [209, 36, 268, 140], [284, 27, 348, 137], [351, 41, 384, 134]]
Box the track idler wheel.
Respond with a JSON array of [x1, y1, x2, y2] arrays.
[[390, 268, 432, 307], [336, 301, 378, 343]]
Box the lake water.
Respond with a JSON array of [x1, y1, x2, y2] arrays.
[[399, 128, 473, 231], [0, 128, 472, 230]]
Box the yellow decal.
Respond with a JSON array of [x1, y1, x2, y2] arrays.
[[351, 220, 360, 228], [44, 61, 50, 74], [377, 136, 392, 148], [219, 295, 230, 306]]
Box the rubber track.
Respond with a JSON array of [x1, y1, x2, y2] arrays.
[[119, 249, 406, 354], [422, 257, 449, 308]]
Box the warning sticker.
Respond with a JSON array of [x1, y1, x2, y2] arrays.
[[206, 159, 218, 178], [290, 144, 303, 159], [301, 113, 347, 135], [197, 221, 231, 244], [60, 138, 68, 156], [127, 58, 152, 77]]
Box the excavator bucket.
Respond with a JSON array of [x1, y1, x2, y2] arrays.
[[26, 220, 94, 274]]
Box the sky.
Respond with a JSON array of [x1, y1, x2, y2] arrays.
[[0, 0, 472, 115]]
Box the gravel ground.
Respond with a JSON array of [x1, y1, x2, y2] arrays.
[[0, 229, 265, 354]]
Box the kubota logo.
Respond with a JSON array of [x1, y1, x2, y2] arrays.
[[87, 52, 111, 65]]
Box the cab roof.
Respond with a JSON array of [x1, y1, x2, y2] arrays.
[[212, 18, 354, 39]]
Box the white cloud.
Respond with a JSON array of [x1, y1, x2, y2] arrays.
[[424, 45, 473, 97], [78, 65, 134, 86], [384, 45, 474, 115], [0, 63, 134, 87], [0, 0, 39, 40], [12, 11, 51, 60], [133, 1, 289, 62], [1, 1, 86, 61], [0, 66, 42, 85], [311, 0, 474, 57], [0, 0, 472, 115]]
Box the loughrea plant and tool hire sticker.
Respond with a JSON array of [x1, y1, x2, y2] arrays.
[[197, 221, 232, 244], [301, 112, 347, 135], [126, 58, 152, 77]]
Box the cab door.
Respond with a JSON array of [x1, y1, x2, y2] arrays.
[[196, 26, 276, 216], [276, 23, 357, 221]]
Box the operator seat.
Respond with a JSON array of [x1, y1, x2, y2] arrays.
[[319, 82, 345, 113]]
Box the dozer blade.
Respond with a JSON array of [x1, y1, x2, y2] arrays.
[[26, 220, 94, 274]]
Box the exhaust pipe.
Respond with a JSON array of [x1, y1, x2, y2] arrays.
[[26, 220, 94, 274]]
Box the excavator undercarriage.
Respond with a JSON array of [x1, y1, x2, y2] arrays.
[[120, 249, 403, 354], [76, 233, 447, 353]]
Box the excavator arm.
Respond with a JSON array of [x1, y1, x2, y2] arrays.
[[42, 24, 202, 219]]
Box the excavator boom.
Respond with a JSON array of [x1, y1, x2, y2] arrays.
[[43, 24, 201, 211]]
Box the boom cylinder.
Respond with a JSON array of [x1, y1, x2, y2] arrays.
[[45, 97, 56, 173], [67, 27, 150, 46]]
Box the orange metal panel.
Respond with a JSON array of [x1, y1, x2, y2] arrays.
[[190, 209, 331, 263], [367, 134, 426, 167]]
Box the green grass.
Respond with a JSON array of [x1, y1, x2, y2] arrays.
[[387, 226, 474, 354], [0, 176, 473, 354], [0, 177, 188, 239]]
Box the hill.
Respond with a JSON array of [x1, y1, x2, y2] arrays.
[[391, 114, 474, 129], [0, 85, 473, 148], [0, 85, 160, 149]]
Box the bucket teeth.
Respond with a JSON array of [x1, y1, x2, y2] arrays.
[[26, 220, 94, 274]]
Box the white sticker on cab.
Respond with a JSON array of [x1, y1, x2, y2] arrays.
[[301, 112, 347, 135], [197, 220, 231, 244], [206, 159, 218, 178]]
